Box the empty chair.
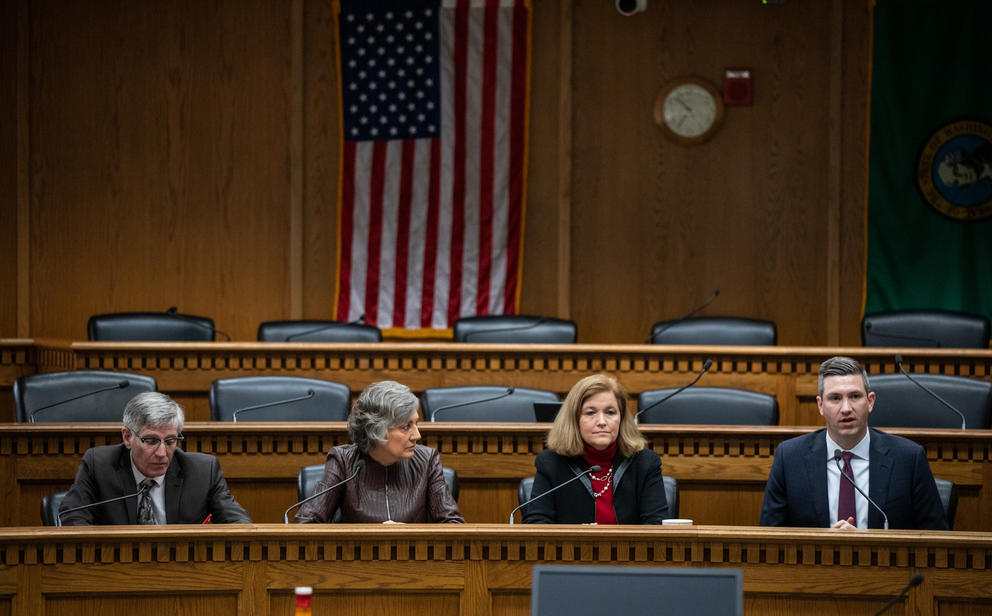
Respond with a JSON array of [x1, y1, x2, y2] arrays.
[[422, 386, 560, 422], [862, 309, 990, 348], [453, 315, 577, 343], [257, 319, 382, 342], [518, 475, 679, 518], [649, 317, 776, 345], [636, 386, 779, 425], [41, 491, 68, 526], [297, 463, 459, 521], [868, 374, 992, 429], [88, 310, 221, 341], [14, 370, 157, 423], [210, 376, 351, 422], [933, 477, 958, 530]]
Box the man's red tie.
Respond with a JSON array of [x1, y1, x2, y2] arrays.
[[838, 451, 856, 527]]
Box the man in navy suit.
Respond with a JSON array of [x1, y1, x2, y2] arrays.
[[760, 356, 948, 530], [60, 392, 251, 525]]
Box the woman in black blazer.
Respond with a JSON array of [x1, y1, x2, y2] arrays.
[[523, 374, 669, 524]]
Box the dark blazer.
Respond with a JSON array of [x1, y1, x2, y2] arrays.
[[59, 444, 252, 525], [522, 448, 669, 524], [759, 428, 948, 530]]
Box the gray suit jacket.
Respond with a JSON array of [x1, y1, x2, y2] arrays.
[[59, 443, 251, 525], [759, 428, 948, 530]]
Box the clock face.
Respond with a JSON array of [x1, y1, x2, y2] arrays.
[[654, 78, 724, 145]]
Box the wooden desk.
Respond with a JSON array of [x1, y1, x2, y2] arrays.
[[3, 423, 989, 531], [3, 339, 992, 423], [0, 525, 988, 616]]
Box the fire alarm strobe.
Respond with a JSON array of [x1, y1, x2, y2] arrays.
[[723, 69, 753, 107]]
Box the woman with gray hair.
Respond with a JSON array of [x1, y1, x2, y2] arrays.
[[296, 381, 464, 523]]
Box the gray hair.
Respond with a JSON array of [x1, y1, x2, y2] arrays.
[[122, 392, 185, 433], [817, 356, 871, 396], [348, 381, 419, 453]]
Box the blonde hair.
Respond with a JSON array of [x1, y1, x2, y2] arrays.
[[546, 374, 647, 457]]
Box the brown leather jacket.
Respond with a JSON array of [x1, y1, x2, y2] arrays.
[[295, 443, 464, 523]]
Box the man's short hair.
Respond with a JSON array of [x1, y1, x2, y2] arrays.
[[817, 356, 871, 397], [122, 392, 185, 433]]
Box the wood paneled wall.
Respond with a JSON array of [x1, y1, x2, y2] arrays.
[[0, 0, 872, 345]]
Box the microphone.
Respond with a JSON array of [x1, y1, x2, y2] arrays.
[[508, 465, 601, 524], [29, 380, 130, 423], [894, 355, 967, 430], [833, 449, 889, 529], [430, 387, 515, 422], [285, 314, 368, 341], [165, 306, 231, 341], [284, 459, 365, 523], [873, 573, 924, 616], [232, 390, 316, 422], [463, 318, 549, 342], [56, 480, 153, 526], [648, 288, 720, 343], [865, 323, 940, 348], [635, 359, 713, 421]]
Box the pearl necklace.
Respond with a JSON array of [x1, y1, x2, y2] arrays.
[[590, 466, 613, 499]]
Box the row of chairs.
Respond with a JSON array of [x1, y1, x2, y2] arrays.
[[85, 309, 992, 347], [15, 370, 992, 429]]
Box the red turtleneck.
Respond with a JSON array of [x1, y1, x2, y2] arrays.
[[582, 441, 618, 525]]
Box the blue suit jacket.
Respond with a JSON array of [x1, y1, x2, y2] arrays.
[[759, 428, 948, 530]]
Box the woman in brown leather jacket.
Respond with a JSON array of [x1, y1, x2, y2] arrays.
[[295, 380, 464, 523]]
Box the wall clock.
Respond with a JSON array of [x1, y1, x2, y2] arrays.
[[654, 77, 724, 145]]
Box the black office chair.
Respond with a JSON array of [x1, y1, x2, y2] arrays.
[[88, 311, 220, 341], [649, 317, 776, 345], [636, 387, 779, 425], [868, 374, 992, 429], [933, 477, 958, 530], [297, 463, 459, 521], [257, 320, 383, 342], [13, 370, 158, 423], [453, 315, 577, 343], [41, 490, 68, 526], [209, 376, 351, 422], [422, 386, 560, 422], [862, 309, 990, 348], [517, 475, 679, 518]]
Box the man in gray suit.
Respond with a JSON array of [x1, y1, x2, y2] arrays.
[[59, 391, 251, 525], [760, 356, 947, 530]]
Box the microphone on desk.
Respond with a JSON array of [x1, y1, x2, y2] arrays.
[[430, 387, 515, 422], [285, 314, 368, 341], [283, 459, 365, 524], [232, 390, 316, 422], [635, 359, 713, 422], [872, 573, 924, 616], [56, 480, 153, 527], [833, 449, 889, 530], [894, 355, 967, 430], [29, 380, 130, 423], [865, 323, 940, 348], [165, 306, 231, 341], [463, 318, 549, 342], [647, 288, 720, 343], [508, 465, 601, 525]]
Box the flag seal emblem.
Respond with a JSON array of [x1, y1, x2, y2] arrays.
[[916, 120, 992, 221]]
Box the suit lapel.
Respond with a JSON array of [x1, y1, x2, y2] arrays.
[[116, 446, 140, 525], [804, 433, 830, 526], [868, 430, 891, 529], [164, 454, 183, 523]]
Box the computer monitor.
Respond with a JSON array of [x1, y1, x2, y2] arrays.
[[531, 565, 743, 616]]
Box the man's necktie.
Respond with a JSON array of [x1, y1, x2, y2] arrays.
[[137, 478, 157, 525], [837, 451, 856, 527]]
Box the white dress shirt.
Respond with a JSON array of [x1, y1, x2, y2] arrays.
[[130, 456, 167, 524], [825, 431, 870, 529]]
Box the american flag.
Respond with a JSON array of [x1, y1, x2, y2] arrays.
[[333, 0, 531, 331]]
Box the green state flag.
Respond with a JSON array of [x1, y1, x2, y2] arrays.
[[865, 0, 992, 324]]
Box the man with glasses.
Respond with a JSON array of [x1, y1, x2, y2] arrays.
[[59, 392, 251, 525]]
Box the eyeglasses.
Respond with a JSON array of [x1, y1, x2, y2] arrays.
[[137, 435, 184, 449]]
